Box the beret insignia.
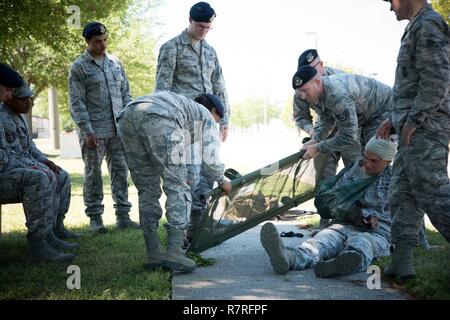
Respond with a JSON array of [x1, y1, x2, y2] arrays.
[[294, 77, 303, 87]]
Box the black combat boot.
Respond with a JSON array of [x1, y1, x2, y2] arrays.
[[116, 212, 140, 229], [27, 238, 75, 263], [54, 215, 82, 239], [90, 214, 107, 233], [47, 230, 80, 251]]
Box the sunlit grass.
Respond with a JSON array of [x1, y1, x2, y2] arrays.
[[374, 230, 449, 300], [0, 228, 171, 299]]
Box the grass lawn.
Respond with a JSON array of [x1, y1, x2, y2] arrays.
[[375, 230, 450, 300], [0, 228, 171, 299], [1, 156, 449, 299], [0, 157, 172, 300]]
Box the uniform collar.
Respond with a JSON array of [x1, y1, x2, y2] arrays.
[[404, 3, 431, 34], [181, 29, 193, 45], [181, 29, 205, 46], [83, 49, 109, 64]]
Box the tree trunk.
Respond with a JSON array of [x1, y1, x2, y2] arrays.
[[48, 86, 60, 149]]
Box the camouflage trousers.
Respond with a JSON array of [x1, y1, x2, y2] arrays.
[[79, 135, 131, 217], [314, 151, 357, 181], [286, 223, 390, 272], [0, 165, 70, 240], [47, 166, 71, 221], [389, 130, 450, 247], [118, 111, 191, 233]]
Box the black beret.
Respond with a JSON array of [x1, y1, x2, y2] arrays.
[[190, 2, 216, 23], [297, 49, 319, 69], [292, 66, 318, 89], [0, 63, 24, 88], [82, 22, 107, 40], [197, 93, 224, 118]]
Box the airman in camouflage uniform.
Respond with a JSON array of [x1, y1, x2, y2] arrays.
[[0, 81, 76, 263], [293, 49, 347, 230], [294, 67, 393, 164], [155, 2, 230, 138], [261, 137, 396, 277], [68, 22, 137, 232], [293, 49, 346, 183], [155, 2, 230, 245], [117, 91, 231, 273], [377, 0, 450, 279]]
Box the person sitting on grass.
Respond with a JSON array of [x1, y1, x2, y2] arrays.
[[260, 136, 396, 278]]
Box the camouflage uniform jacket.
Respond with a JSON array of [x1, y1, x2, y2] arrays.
[[118, 91, 225, 181], [155, 29, 230, 126], [293, 66, 344, 133], [0, 103, 48, 171], [390, 4, 450, 134], [313, 74, 393, 153], [334, 160, 392, 240], [68, 50, 131, 138]]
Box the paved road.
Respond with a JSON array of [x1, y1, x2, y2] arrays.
[[172, 220, 409, 300]]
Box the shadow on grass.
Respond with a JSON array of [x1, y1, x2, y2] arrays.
[[0, 226, 170, 299]]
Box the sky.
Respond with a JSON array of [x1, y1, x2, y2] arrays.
[[151, 0, 410, 105]]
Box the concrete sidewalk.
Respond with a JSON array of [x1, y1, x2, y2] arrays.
[[172, 220, 409, 300]]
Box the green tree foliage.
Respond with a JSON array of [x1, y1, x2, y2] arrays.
[[432, 0, 450, 24], [106, 1, 158, 97], [0, 0, 131, 95], [230, 97, 279, 130], [281, 95, 295, 129], [0, 0, 158, 131], [58, 0, 159, 131]]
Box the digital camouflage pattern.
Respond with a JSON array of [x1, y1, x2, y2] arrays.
[[69, 50, 132, 217], [0, 103, 71, 239], [314, 74, 394, 162], [288, 161, 392, 271], [293, 66, 346, 182], [155, 29, 230, 127], [389, 4, 450, 247], [117, 91, 225, 232]]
